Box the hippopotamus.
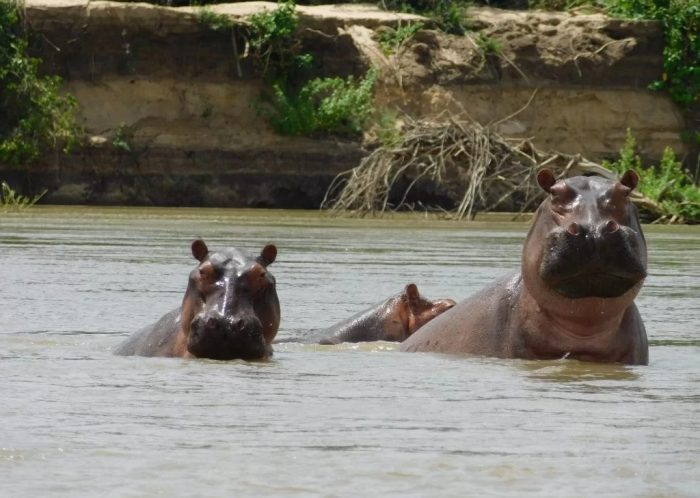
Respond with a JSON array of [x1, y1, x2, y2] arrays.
[[401, 169, 649, 365], [315, 284, 455, 344], [115, 239, 280, 360]]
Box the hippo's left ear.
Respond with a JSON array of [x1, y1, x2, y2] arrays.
[[258, 244, 277, 266], [537, 168, 557, 193], [620, 170, 639, 191], [191, 239, 209, 262]]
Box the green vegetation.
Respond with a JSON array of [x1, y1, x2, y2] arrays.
[[248, 1, 311, 80], [198, 1, 377, 138], [0, 181, 46, 212], [475, 32, 502, 55], [378, 22, 424, 55], [259, 71, 377, 136], [111, 123, 133, 152], [604, 0, 699, 108], [0, 1, 81, 168], [604, 130, 700, 223], [381, 0, 469, 35]]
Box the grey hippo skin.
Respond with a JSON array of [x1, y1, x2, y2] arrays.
[[115, 240, 280, 360], [401, 169, 649, 365], [316, 284, 455, 344]]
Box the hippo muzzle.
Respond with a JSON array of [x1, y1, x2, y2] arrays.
[[539, 217, 646, 299], [188, 311, 267, 360]]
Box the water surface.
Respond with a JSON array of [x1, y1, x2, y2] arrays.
[[1, 207, 698, 497]]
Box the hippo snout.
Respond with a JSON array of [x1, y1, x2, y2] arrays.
[[539, 223, 647, 298], [188, 312, 267, 360]]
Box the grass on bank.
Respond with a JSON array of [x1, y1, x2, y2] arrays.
[[0, 181, 46, 212]]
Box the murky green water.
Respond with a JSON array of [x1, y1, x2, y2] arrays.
[[1, 206, 699, 497]]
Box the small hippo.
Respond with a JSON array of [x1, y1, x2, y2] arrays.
[[115, 239, 280, 360], [315, 284, 455, 345], [401, 169, 649, 365]]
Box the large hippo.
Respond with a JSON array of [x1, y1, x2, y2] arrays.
[[115, 239, 280, 360], [401, 169, 649, 365], [315, 284, 455, 344]]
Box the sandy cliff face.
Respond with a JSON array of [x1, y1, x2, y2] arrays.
[[8, 1, 689, 207]]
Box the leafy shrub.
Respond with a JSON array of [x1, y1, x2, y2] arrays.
[[248, 0, 310, 81], [378, 22, 424, 54], [259, 70, 377, 137], [0, 2, 81, 167], [604, 129, 700, 223]]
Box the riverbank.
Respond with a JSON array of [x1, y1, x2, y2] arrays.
[[1, 1, 692, 207]]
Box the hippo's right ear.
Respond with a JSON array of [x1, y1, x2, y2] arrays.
[[258, 244, 277, 266], [405, 283, 419, 302], [191, 239, 209, 262], [537, 168, 557, 193]]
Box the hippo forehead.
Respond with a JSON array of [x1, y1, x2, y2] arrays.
[[206, 248, 254, 275], [561, 175, 616, 198]]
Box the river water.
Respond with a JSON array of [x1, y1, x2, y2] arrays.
[[1, 207, 698, 497]]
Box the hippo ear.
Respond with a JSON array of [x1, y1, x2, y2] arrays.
[[620, 170, 639, 192], [258, 244, 277, 266], [404, 283, 419, 302], [191, 239, 209, 262], [537, 168, 557, 193]]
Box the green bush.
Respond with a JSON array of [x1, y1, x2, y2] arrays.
[[248, 0, 311, 81], [0, 1, 81, 167], [259, 70, 377, 137], [378, 22, 424, 54], [604, 129, 700, 223]]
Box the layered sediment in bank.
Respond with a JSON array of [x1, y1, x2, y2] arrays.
[[1, 1, 691, 207]]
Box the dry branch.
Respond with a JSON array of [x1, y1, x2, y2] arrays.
[[322, 116, 665, 220]]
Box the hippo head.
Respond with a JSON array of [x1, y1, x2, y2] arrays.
[[522, 169, 647, 305], [387, 284, 456, 341], [181, 240, 280, 360]]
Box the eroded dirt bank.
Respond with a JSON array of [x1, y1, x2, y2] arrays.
[[4, 1, 690, 207]]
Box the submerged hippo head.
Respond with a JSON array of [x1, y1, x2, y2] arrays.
[[523, 169, 647, 304], [180, 239, 280, 360], [385, 284, 456, 341]]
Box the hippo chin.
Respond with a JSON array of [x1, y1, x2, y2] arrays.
[[314, 284, 455, 345], [401, 169, 649, 365], [115, 240, 280, 360]]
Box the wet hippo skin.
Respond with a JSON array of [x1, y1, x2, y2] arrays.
[[115, 240, 280, 360], [315, 284, 455, 344], [401, 169, 649, 365]]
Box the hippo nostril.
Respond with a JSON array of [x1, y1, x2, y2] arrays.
[[206, 317, 218, 329], [567, 222, 580, 236], [605, 220, 620, 234]]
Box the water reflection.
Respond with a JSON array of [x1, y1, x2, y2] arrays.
[[519, 359, 640, 383]]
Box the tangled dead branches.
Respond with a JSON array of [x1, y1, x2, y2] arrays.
[[322, 115, 609, 219]]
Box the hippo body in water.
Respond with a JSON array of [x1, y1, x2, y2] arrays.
[[401, 170, 649, 365], [315, 284, 455, 345], [115, 240, 280, 360]]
